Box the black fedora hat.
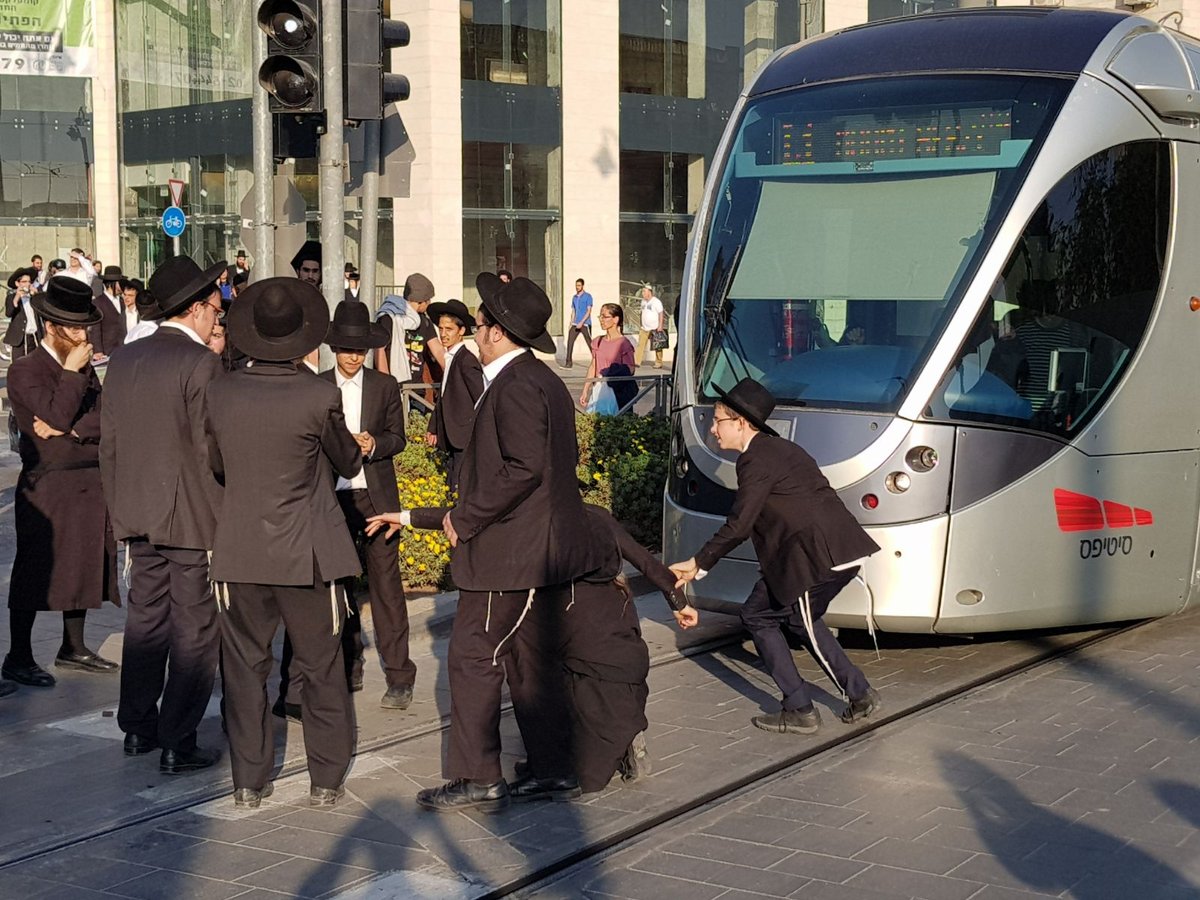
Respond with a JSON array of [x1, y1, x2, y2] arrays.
[[427, 299, 474, 334], [228, 277, 329, 362], [148, 256, 227, 319], [326, 300, 388, 350], [6, 266, 38, 290], [290, 240, 322, 272], [32, 275, 102, 327], [475, 273, 554, 354], [713, 378, 779, 437], [100, 265, 126, 284]]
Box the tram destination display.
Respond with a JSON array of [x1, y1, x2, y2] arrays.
[[776, 105, 1012, 165]]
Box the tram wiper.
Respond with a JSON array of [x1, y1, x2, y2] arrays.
[[698, 242, 753, 387]]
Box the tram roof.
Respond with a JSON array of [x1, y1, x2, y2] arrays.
[[749, 8, 1134, 96]]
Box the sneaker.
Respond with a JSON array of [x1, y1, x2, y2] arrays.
[[752, 706, 821, 735], [840, 688, 882, 724], [380, 685, 413, 710], [309, 785, 346, 807], [618, 731, 652, 782]]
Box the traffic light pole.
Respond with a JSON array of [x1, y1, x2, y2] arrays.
[[251, 23, 274, 280], [359, 118, 380, 313], [319, 0, 345, 322]]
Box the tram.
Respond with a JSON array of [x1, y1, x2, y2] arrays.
[[666, 8, 1200, 633]]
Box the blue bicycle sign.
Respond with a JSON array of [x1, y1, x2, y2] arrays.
[[161, 206, 186, 237]]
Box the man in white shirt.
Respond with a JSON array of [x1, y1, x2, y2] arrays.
[[635, 284, 666, 369], [63, 249, 96, 286]]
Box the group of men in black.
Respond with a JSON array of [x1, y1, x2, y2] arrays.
[[2, 248, 884, 810]]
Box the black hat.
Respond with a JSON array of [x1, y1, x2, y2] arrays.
[[427, 299, 474, 334], [6, 267, 38, 290], [236, 249, 247, 259], [100, 265, 126, 284], [475, 273, 554, 354], [713, 378, 779, 437], [134, 289, 162, 320], [346, 270, 360, 282], [32, 275, 102, 326], [326, 300, 388, 350], [290, 240, 322, 272], [148, 256, 227, 318], [48, 258, 66, 271], [228, 276, 329, 362], [403, 272, 434, 302]]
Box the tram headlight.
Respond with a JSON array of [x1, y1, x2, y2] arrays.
[[905, 446, 938, 473], [885, 471, 911, 494]]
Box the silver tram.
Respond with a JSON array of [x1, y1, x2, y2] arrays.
[[665, 8, 1200, 633]]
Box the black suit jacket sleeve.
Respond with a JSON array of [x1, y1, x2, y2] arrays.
[[694, 442, 774, 571], [449, 380, 547, 542], [322, 400, 363, 480], [591, 506, 688, 611], [370, 376, 406, 459], [10, 363, 91, 435], [5, 289, 18, 318], [411, 506, 452, 531]]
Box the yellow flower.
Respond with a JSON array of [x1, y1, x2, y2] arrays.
[[405, 556, 414, 565]]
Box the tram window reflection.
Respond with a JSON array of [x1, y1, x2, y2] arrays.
[[931, 140, 1169, 436]]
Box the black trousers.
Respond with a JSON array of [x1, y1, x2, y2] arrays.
[[564, 323, 592, 365], [118, 542, 219, 752], [561, 580, 650, 792], [740, 569, 870, 712], [221, 577, 352, 791], [447, 586, 573, 783]]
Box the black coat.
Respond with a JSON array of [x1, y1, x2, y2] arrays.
[[446, 351, 594, 591], [318, 366, 405, 513], [694, 433, 880, 604], [428, 345, 483, 452], [89, 293, 126, 356], [206, 361, 363, 585], [3, 289, 42, 349], [7, 348, 117, 611], [100, 326, 224, 549]]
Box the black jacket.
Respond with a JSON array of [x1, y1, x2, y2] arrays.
[[319, 366, 405, 513], [694, 433, 880, 603], [100, 326, 223, 549], [3, 289, 42, 348], [206, 361, 363, 585], [89, 293, 126, 356], [428, 346, 483, 452]]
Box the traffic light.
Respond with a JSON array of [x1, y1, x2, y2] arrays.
[[344, 0, 411, 121], [257, 1, 323, 115]]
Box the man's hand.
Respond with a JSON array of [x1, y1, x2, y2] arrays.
[[353, 431, 376, 456], [442, 511, 459, 547], [32, 416, 65, 439], [669, 557, 699, 588], [365, 511, 404, 540], [673, 605, 699, 630], [64, 341, 94, 372], [425, 433, 438, 447]]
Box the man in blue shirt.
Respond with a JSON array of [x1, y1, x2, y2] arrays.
[[562, 278, 593, 368]]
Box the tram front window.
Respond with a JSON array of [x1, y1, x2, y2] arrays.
[[696, 75, 1069, 412]]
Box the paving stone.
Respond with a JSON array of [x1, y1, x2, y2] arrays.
[[767, 848, 868, 884], [700, 813, 807, 847], [660, 832, 795, 869], [237, 824, 434, 871], [943, 853, 1071, 896], [791, 879, 907, 900], [10, 854, 157, 890], [844, 863, 982, 900], [635, 851, 811, 897], [156, 842, 293, 881], [850, 836, 974, 876], [576, 866, 727, 900], [746, 797, 867, 829], [107, 869, 253, 900], [232, 858, 375, 898]]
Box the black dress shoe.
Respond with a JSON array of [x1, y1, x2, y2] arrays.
[[1, 660, 56, 688], [0, 680, 16, 698], [123, 733, 159, 756], [417, 779, 510, 813], [509, 774, 582, 803], [380, 685, 413, 710], [233, 783, 274, 808], [752, 706, 821, 735], [271, 697, 302, 722], [55, 650, 120, 673], [840, 687, 882, 724], [160, 746, 221, 775], [348, 675, 364, 693], [309, 785, 346, 807]]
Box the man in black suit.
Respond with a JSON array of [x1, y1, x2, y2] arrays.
[[4, 267, 42, 360], [90, 265, 128, 357], [321, 301, 415, 709], [101, 255, 227, 774], [393, 274, 595, 812], [671, 379, 883, 734], [425, 298, 483, 491], [207, 279, 363, 808]]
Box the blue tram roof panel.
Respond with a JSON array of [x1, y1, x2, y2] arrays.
[[749, 8, 1134, 96]]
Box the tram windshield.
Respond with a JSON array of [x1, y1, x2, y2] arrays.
[[697, 75, 1071, 412]]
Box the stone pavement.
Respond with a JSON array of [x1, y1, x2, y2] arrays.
[[530, 610, 1200, 900]]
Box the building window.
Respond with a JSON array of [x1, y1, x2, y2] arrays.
[[462, 0, 559, 87]]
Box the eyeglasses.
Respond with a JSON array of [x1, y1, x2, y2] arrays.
[[713, 416, 740, 426]]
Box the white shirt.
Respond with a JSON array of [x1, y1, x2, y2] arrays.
[[159, 321, 207, 346], [441, 341, 465, 392], [640, 295, 664, 331], [122, 304, 138, 334], [21, 295, 37, 335], [479, 347, 526, 399], [105, 290, 122, 315], [334, 368, 369, 491], [124, 320, 159, 344]]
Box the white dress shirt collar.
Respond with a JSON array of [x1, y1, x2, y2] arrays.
[[480, 347, 525, 391], [159, 321, 207, 346]]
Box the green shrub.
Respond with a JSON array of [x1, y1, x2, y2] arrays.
[[392, 412, 454, 590], [578, 412, 670, 550]]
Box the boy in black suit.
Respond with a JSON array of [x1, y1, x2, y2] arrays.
[[425, 298, 483, 492]]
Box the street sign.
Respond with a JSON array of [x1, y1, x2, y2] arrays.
[[168, 178, 185, 208], [162, 206, 186, 238]]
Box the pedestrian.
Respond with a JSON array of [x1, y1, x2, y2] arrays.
[[371, 272, 596, 812], [670, 378, 883, 733], [207, 278, 363, 808], [233, 250, 250, 279], [344, 270, 360, 301], [30, 254, 46, 290], [4, 266, 43, 361], [634, 284, 665, 369], [425, 298, 483, 492], [90, 265, 129, 357], [123, 289, 162, 345], [375, 273, 446, 408], [562, 278, 593, 368], [291, 240, 322, 287], [63, 249, 95, 287], [101, 255, 227, 774], [3, 277, 120, 691], [579, 302, 636, 413]]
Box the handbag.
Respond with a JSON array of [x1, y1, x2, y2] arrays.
[[586, 383, 619, 416], [649, 329, 669, 351]]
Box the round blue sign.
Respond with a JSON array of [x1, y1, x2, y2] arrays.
[[161, 206, 186, 238]]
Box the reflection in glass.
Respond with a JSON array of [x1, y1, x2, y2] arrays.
[[462, 0, 558, 86]]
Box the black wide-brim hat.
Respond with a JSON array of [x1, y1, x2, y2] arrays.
[[229, 277, 330, 362], [713, 378, 779, 437], [134, 290, 163, 320], [326, 300, 388, 350], [475, 273, 554, 354], [101, 265, 125, 283], [6, 266, 38, 290], [290, 240, 322, 272], [32, 275, 102, 327], [427, 299, 474, 334], [148, 256, 228, 319]]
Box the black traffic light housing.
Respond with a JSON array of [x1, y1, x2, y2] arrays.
[[344, 0, 410, 121], [257, 0, 323, 115]]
